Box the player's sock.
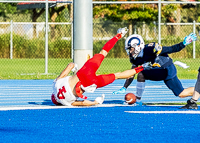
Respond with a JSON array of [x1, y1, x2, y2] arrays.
[[102, 36, 119, 52], [115, 33, 122, 40], [190, 98, 197, 104], [136, 82, 145, 98]]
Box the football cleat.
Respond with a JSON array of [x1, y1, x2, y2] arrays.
[[116, 27, 128, 39], [180, 99, 198, 109], [113, 87, 126, 94]]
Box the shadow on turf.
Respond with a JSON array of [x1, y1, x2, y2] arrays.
[[103, 100, 125, 104], [28, 100, 125, 106], [28, 100, 186, 109], [28, 100, 54, 106]]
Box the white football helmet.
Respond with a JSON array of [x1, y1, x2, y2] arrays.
[[125, 34, 145, 59]]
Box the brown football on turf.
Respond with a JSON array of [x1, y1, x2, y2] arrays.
[[125, 93, 136, 105]]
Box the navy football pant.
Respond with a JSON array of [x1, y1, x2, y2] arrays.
[[140, 67, 184, 96], [194, 67, 200, 94]]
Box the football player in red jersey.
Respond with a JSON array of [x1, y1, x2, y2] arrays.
[[51, 27, 152, 106]]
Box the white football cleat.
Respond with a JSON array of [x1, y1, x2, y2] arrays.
[[95, 94, 105, 104], [117, 27, 128, 38]]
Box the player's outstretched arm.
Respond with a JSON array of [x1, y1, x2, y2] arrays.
[[71, 94, 105, 106], [71, 100, 99, 106], [114, 62, 152, 79], [56, 63, 77, 80], [160, 33, 197, 55]]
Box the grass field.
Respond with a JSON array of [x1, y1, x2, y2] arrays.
[[0, 58, 199, 79]]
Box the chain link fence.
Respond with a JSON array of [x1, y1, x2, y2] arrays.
[[0, 1, 200, 79]]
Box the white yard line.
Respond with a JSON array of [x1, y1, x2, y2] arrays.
[[125, 110, 200, 114]]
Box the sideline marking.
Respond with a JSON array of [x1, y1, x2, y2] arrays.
[[0, 104, 129, 111], [125, 111, 200, 114], [0, 106, 78, 111]]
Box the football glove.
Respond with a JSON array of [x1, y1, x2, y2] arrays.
[[142, 62, 152, 70], [183, 33, 197, 46], [95, 94, 105, 104], [154, 43, 162, 56], [113, 87, 126, 94], [117, 27, 128, 38]]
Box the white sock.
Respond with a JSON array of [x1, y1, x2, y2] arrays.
[[136, 82, 145, 98]]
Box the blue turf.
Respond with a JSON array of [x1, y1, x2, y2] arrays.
[[0, 79, 196, 107], [0, 80, 200, 143], [0, 106, 200, 143]]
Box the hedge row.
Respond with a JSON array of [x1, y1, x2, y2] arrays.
[[0, 34, 199, 59]]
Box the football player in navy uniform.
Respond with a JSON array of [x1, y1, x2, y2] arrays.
[[113, 33, 197, 105], [181, 67, 200, 109]]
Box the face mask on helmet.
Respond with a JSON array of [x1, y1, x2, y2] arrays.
[[125, 34, 145, 59]]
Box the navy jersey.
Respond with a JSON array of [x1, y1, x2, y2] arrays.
[[128, 42, 186, 96], [130, 42, 185, 68]]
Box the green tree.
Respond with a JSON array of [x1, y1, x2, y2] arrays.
[[0, 3, 17, 20], [16, 2, 72, 39], [93, 0, 178, 35]]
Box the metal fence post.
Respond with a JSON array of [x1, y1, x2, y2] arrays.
[[193, 20, 195, 59], [45, 0, 48, 74], [71, 22, 73, 60], [10, 20, 13, 59], [73, 0, 93, 68], [158, 0, 161, 44]]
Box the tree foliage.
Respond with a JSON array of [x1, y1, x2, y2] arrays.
[[0, 3, 17, 20], [93, 3, 158, 23], [93, 0, 178, 23]]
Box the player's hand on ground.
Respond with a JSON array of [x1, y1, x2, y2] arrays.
[[117, 27, 128, 38], [113, 87, 126, 94], [142, 62, 152, 70], [95, 94, 105, 104], [183, 33, 197, 46], [154, 43, 162, 56], [71, 63, 78, 72]]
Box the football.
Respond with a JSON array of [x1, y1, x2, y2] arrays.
[[125, 93, 136, 105]]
